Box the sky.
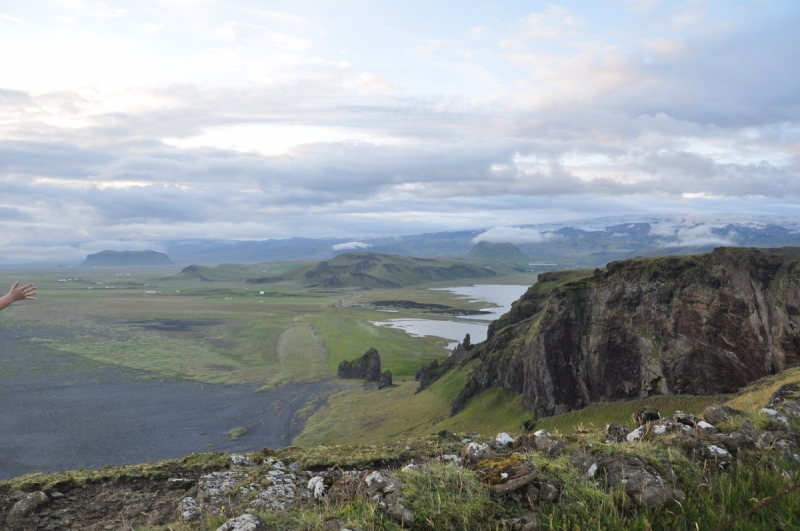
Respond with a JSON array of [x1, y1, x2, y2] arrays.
[[1, 0, 799, 262]]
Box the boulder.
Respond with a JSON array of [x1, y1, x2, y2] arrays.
[[768, 384, 800, 423], [8, 491, 48, 519], [696, 420, 718, 437], [627, 426, 646, 442], [178, 497, 220, 522], [532, 430, 567, 457], [364, 471, 414, 527], [570, 454, 599, 477], [462, 442, 496, 466], [338, 348, 382, 381], [702, 404, 743, 425], [527, 481, 558, 503], [377, 370, 393, 389], [636, 407, 660, 426], [495, 432, 516, 448], [674, 410, 701, 427], [473, 454, 538, 495], [217, 514, 266, 531], [600, 456, 684, 509], [605, 422, 631, 443]]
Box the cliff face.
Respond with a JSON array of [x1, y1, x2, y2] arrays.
[[450, 247, 800, 419]]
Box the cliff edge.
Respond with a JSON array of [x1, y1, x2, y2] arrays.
[[441, 247, 800, 419]]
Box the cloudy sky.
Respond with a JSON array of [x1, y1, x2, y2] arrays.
[[1, 0, 799, 262]]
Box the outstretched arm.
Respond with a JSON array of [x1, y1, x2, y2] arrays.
[[0, 282, 37, 312]]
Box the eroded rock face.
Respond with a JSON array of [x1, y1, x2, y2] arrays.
[[450, 248, 800, 419], [338, 348, 382, 381]]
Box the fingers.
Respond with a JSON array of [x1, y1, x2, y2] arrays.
[[11, 281, 19, 291]]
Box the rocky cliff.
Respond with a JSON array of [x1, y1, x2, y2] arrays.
[[443, 247, 800, 419]]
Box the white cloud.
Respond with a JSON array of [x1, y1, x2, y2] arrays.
[[657, 225, 736, 248], [143, 22, 165, 33], [472, 227, 552, 244], [0, 13, 23, 24], [213, 25, 236, 40], [332, 241, 372, 251]]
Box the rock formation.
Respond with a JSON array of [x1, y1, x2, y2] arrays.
[[377, 370, 393, 389], [337, 347, 381, 381], [442, 247, 800, 419]]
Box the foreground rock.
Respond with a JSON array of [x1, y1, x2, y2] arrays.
[[3, 402, 800, 530], [338, 347, 382, 381]]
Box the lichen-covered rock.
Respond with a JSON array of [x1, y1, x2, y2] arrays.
[[364, 471, 414, 527], [229, 455, 252, 467], [605, 422, 631, 443], [8, 491, 48, 519], [217, 514, 266, 531], [462, 442, 496, 465], [198, 471, 248, 503], [529, 430, 567, 457], [249, 469, 297, 511], [696, 420, 718, 437], [600, 456, 684, 509], [178, 497, 221, 522], [338, 348, 382, 381], [473, 454, 538, 495]]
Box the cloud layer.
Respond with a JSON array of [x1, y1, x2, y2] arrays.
[[0, 1, 798, 262]]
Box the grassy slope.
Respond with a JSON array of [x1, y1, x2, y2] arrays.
[[247, 252, 529, 288]]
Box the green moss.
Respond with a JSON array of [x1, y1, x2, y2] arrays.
[[229, 428, 248, 441]]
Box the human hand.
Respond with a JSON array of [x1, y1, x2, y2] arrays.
[[7, 281, 37, 302]]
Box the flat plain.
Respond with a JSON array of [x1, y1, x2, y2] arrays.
[[0, 262, 542, 475]]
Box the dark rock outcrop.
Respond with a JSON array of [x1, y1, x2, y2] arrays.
[[448, 247, 800, 419], [338, 348, 381, 381], [377, 370, 393, 389]]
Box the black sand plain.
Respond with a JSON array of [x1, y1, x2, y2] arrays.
[[0, 328, 331, 480]]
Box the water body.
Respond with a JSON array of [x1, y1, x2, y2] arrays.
[[0, 330, 331, 480], [372, 284, 531, 349]]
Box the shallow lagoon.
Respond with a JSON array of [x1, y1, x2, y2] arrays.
[[372, 284, 530, 349]]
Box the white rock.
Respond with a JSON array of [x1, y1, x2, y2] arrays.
[[230, 455, 252, 467], [461, 438, 472, 444], [217, 514, 266, 531], [441, 454, 462, 466], [627, 426, 646, 442], [533, 429, 551, 438], [586, 463, 598, 477], [706, 445, 732, 459], [495, 432, 516, 446], [652, 425, 668, 435]]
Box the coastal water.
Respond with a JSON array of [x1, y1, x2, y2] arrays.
[[372, 284, 531, 349]]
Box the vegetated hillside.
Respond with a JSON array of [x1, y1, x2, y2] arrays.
[[170, 261, 311, 282], [419, 247, 800, 421], [80, 250, 173, 267], [246, 252, 528, 288], [466, 241, 529, 263]]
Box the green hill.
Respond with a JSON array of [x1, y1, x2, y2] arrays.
[[246, 252, 527, 288], [81, 250, 173, 267], [466, 241, 529, 262]]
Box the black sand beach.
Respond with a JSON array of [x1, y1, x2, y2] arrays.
[[0, 330, 331, 480]]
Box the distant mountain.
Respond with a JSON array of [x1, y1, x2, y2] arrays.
[[81, 250, 173, 267], [466, 242, 529, 263], [246, 252, 527, 288], [112, 214, 800, 268]]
